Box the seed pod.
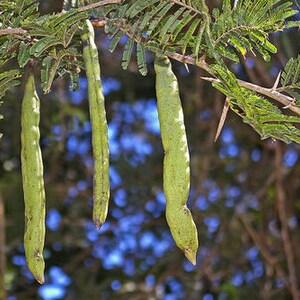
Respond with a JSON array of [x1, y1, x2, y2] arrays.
[[81, 20, 110, 229], [154, 55, 198, 265], [21, 72, 45, 284]]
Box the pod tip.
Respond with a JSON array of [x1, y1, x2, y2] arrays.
[[35, 274, 45, 284], [94, 218, 103, 230], [27, 252, 45, 285], [184, 249, 197, 266]]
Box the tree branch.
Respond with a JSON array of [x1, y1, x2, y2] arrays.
[[238, 214, 289, 290], [0, 192, 7, 300], [200, 76, 300, 116], [0, 28, 27, 36], [275, 143, 299, 300]]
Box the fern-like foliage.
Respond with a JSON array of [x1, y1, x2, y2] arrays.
[[280, 55, 300, 102], [212, 65, 300, 143], [0, 0, 39, 63], [0, 0, 90, 94], [104, 0, 209, 73], [103, 0, 298, 72], [210, 0, 296, 62], [0, 0, 299, 144], [23, 10, 89, 93], [0, 0, 39, 27], [0, 0, 85, 140], [1, 0, 297, 86]]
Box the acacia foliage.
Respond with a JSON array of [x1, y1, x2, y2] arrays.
[[0, 0, 299, 142]]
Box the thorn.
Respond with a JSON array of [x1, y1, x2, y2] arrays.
[[283, 97, 296, 109], [36, 276, 45, 285], [184, 63, 190, 73], [271, 71, 281, 91], [215, 97, 230, 142], [200, 76, 218, 83]]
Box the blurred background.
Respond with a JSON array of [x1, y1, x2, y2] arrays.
[[0, 0, 300, 299]]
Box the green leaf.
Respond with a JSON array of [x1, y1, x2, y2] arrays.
[[40, 56, 53, 92], [136, 43, 147, 76], [18, 42, 31, 67], [109, 31, 124, 53], [29, 36, 62, 57], [122, 38, 135, 70], [281, 55, 300, 87], [0, 70, 22, 100], [126, 0, 160, 18]]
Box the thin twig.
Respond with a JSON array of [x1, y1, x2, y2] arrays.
[[238, 214, 290, 290], [275, 143, 299, 300], [167, 52, 211, 72], [0, 28, 27, 36]]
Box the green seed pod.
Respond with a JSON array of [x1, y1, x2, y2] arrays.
[[21, 72, 45, 284], [81, 20, 110, 229], [154, 55, 198, 265]]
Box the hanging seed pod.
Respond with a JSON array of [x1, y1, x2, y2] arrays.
[[154, 55, 198, 265], [81, 20, 110, 229], [21, 72, 45, 284]]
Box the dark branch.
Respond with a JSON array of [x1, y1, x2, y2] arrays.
[[0, 28, 27, 36]]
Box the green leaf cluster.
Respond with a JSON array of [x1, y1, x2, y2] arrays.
[[280, 55, 300, 102], [104, 0, 209, 71], [104, 0, 298, 70], [0, 0, 299, 144], [22, 10, 89, 93], [0, 0, 89, 95], [210, 0, 296, 62], [212, 65, 300, 144]]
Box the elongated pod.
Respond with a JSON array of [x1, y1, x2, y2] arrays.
[[154, 55, 198, 265], [21, 72, 45, 284], [81, 20, 110, 229]]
